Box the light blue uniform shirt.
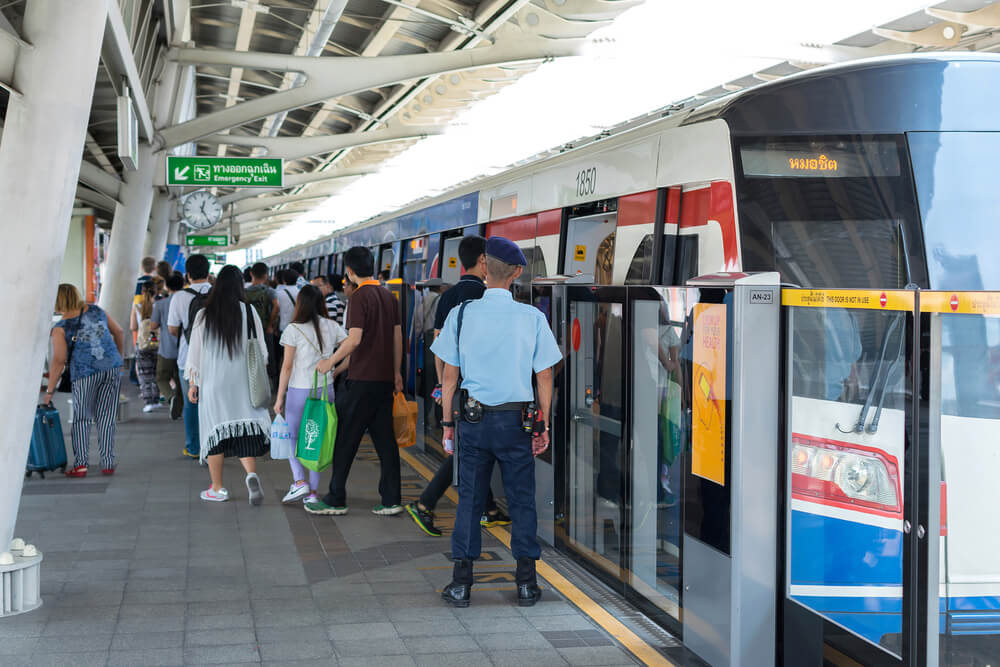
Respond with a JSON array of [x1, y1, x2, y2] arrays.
[[432, 288, 562, 406]]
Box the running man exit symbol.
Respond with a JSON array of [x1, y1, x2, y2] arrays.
[[194, 165, 211, 181]]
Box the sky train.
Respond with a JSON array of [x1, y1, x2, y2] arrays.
[[264, 53, 1000, 658]]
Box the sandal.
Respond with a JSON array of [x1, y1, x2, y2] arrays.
[[65, 466, 88, 478]]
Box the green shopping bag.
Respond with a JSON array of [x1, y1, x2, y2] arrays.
[[296, 372, 337, 472]]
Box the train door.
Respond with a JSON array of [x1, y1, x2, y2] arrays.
[[558, 285, 628, 592], [563, 207, 618, 283], [377, 243, 395, 277]]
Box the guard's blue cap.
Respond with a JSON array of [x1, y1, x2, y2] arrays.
[[485, 236, 527, 266]]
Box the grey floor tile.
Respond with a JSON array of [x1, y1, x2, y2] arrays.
[[321, 607, 390, 625], [254, 610, 319, 629], [111, 631, 185, 650], [392, 619, 468, 637], [386, 606, 456, 623], [475, 630, 552, 651], [47, 604, 119, 621], [254, 625, 328, 644], [32, 633, 113, 653], [461, 614, 534, 634], [116, 615, 185, 633], [183, 643, 262, 664], [186, 613, 254, 631], [414, 651, 492, 667], [122, 590, 186, 604], [185, 628, 256, 647], [333, 638, 410, 657], [519, 600, 581, 617], [557, 646, 639, 665], [327, 621, 399, 641], [107, 647, 185, 666], [403, 634, 481, 654], [264, 661, 340, 667], [258, 641, 336, 661], [529, 614, 600, 631], [42, 619, 118, 636], [187, 599, 253, 616], [0, 636, 38, 655], [119, 602, 187, 618], [30, 651, 110, 667], [337, 656, 415, 667], [489, 648, 571, 666]]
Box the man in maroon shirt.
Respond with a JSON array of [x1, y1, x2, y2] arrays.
[[306, 246, 404, 516]]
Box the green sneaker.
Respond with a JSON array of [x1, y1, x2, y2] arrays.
[[372, 504, 404, 516], [406, 502, 442, 537], [305, 501, 347, 516]]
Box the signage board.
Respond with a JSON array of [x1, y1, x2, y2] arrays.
[[167, 156, 283, 188], [691, 302, 727, 486], [186, 234, 228, 247]]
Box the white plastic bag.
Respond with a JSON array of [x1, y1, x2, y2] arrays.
[[270, 414, 294, 460]]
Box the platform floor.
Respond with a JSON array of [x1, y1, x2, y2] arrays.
[[4, 387, 663, 666]]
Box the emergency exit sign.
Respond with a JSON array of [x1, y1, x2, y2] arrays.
[[167, 156, 283, 188], [187, 234, 228, 247]]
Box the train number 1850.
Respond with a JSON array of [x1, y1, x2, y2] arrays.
[[575, 167, 597, 198]]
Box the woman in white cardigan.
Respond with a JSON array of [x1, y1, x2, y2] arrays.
[[185, 265, 271, 504]]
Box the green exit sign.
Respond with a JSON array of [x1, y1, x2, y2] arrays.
[[167, 156, 283, 188], [187, 235, 228, 247]]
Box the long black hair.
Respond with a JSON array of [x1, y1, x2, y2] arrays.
[[291, 285, 328, 351], [202, 264, 245, 358]]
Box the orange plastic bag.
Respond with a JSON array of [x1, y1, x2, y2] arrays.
[[393, 392, 417, 448]]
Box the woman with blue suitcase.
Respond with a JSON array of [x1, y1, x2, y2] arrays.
[[43, 284, 125, 477]]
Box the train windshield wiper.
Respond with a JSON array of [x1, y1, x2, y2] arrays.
[[837, 312, 905, 435]]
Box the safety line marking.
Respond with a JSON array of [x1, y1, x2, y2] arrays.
[[398, 447, 673, 667]]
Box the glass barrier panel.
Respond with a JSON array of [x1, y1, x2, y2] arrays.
[[783, 290, 913, 658], [629, 287, 692, 621], [923, 292, 1000, 665]]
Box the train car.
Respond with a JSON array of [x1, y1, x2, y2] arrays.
[[264, 53, 1000, 660]]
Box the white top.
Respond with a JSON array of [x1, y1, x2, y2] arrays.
[[275, 285, 299, 332], [280, 319, 347, 389], [167, 282, 212, 367]]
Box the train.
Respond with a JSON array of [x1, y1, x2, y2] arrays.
[[263, 53, 1000, 660]]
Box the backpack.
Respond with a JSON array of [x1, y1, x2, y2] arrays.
[[246, 285, 273, 330], [136, 317, 158, 351], [184, 287, 209, 343]]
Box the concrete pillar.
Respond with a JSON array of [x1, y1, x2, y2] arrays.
[[143, 191, 172, 259], [167, 218, 182, 246], [0, 0, 107, 547], [99, 143, 157, 344]]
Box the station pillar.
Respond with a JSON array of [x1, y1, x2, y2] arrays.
[[99, 143, 157, 348], [0, 0, 107, 547], [144, 190, 172, 260]]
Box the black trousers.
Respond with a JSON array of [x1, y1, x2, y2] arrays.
[[323, 380, 401, 507], [420, 454, 498, 513]]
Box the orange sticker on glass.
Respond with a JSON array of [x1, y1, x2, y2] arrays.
[[692, 303, 726, 487], [447, 257, 457, 268], [574, 245, 586, 262]]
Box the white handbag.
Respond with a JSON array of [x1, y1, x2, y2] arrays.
[[245, 304, 271, 409]]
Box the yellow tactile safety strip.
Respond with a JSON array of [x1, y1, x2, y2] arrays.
[[782, 288, 915, 311], [397, 447, 674, 667]]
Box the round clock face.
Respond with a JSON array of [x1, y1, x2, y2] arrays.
[[182, 190, 224, 230]]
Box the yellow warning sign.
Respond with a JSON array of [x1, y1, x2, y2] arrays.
[[781, 289, 914, 312], [692, 303, 726, 487], [574, 245, 586, 262], [447, 257, 457, 268], [920, 291, 1000, 315]]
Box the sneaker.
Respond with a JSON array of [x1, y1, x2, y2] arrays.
[[182, 448, 198, 459], [305, 501, 347, 516], [406, 502, 442, 537], [372, 504, 404, 516], [282, 481, 310, 504], [481, 509, 512, 527], [142, 404, 156, 413], [246, 473, 263, 506], [304, 493, 319, 504], [200, 487, 229, 502], [170, 393, 183, 420]]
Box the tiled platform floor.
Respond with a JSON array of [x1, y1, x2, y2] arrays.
[[5, 388, 644, 666]]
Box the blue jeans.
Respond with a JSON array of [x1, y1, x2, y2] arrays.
[[179, 375, 199, 455], [452, 411, 539, 560]]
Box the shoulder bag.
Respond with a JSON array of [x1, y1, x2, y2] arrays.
[[56, 315, 82, 393], [245, 303, 271, 408]]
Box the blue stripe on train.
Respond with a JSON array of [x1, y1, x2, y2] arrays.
[[791, 509, 903, 586]]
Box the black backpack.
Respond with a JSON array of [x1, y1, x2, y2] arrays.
[[184, 287, 209, 343]]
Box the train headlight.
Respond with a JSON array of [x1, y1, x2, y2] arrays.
[[840, 455, 871, 493], [790, 434, 902, 516]]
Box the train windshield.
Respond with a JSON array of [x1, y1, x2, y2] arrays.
[[735, 135, 921, 289]]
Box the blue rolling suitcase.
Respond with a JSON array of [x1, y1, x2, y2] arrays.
[[26, 404, 67, 478]]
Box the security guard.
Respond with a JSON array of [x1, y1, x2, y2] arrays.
[[431, 236, 562, 607]]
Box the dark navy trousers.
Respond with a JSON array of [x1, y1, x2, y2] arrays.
[[451, 411, 540, 561]]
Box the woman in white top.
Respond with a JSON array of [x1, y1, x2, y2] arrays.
[[185, 265, 271, 504], [273, 285, 347, 504]]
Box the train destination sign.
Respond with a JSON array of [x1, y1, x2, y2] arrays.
[[186, 234, 228, 247], [167, 156, 283, 188]]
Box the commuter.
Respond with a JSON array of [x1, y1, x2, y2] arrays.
[[406, 237, 510, 537], [246, 263, 280, 334], [275, 269, 300, 334], [378, 269, 391, 284], [156, 260, 172, 285], [273, 285, 348, 505], [243, 266, 253, 287], [150, 272, 184, 419], [331, 273, 345, 300], [341, 278, 356, 323], [432, 237, 562, 607], [306, 246, 404, 516], [185, 265, 270, 504], [290, 261, 308, 289], [131, 278, 162, 412], [310, 274, 345, 326], [168, 253, 212, 459], [135, 255, 157, 298], [44, 284, 126, 477]]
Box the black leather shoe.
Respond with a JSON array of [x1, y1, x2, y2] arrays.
[[441, 582, 471, 607], [517, 583, 542, 607]]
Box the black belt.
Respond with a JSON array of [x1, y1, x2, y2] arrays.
[[478, 401, 526, 412]]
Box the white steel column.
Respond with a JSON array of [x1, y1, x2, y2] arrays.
[[99, 143, 157, 342], [144, 190, 172, 259], [0, 0, 107, 547], [167, 218, 182, 246]]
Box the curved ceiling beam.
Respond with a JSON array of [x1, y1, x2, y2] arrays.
[[218, 168, 372, 206], [157, 34, 584, 148], [202, 124, 441, 161], [926, 4, 1000, 29], [78, 161, 123, 201], [234, 189, 342, 216]]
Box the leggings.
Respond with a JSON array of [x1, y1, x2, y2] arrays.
[[71, 368, 121, 469], [135, 349, 159, 406], [285, 386, 333, 491]]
